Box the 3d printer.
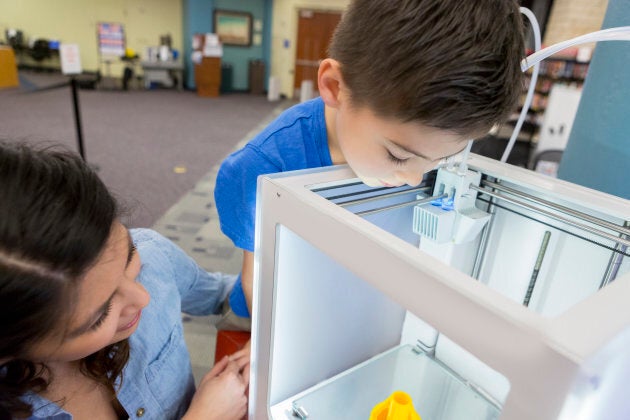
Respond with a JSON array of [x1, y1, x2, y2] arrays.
[[249, 156, 629, 420]]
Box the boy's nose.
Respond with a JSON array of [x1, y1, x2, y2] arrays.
[[396, 170, 424, 187]]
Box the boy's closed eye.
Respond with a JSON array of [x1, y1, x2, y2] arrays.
[[386, 150, 409, 165]]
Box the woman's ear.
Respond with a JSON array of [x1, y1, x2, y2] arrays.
[[318, 58, 344, 109]]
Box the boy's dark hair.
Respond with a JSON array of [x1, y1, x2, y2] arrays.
[[329, 0, 525, 136], [0, 142, 129, 418]]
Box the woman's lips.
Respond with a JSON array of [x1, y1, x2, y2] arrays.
[[119, 310, 142, 331]]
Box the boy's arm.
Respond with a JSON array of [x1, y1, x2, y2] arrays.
[[241, 250, 255, 315], [133, 229, 235, 315]]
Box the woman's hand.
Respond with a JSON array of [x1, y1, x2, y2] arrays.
[[230, 343, 251, 391], [183, 352, 250, 420]]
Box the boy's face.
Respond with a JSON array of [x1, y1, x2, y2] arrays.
[[332, 102, 469, 187]]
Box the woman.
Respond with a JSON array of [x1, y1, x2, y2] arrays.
[[0, 142, 248, 419]]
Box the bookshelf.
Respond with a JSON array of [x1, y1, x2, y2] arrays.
[[525, 55, 589, 114], [475, 49, 590, 168]]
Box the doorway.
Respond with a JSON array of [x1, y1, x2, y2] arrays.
[[294, 9, 342, 99]]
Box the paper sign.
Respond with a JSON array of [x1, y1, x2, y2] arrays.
[[59, 44, 82, 75]]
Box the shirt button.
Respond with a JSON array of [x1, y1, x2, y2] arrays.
[[136, 407, 145, 417]]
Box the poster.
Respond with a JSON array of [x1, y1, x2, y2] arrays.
[[97, 22, 125, 56]]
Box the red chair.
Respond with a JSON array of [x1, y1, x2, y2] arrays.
[[214, 330, 251, 364]]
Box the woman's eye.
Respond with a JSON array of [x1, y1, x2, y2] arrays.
[[127, 243, 137, 266], [387, 151, 409, 166], [90, 300, 113, 331]]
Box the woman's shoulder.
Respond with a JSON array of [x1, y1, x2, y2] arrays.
[[130, 228, 166, 245], [130, 229, 184, 264]]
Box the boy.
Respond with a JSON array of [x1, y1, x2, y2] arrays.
[[215, 0, 525, 328]]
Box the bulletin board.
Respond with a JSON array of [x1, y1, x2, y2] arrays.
[[97, 22, 126, 57]]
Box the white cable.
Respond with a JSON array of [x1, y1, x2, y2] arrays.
[[457, 139, 474, 175], [522, 26, 630, 71], [502, 24, 630, 163], [501, 7, 541, 163]]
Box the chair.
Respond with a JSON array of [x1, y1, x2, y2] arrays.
[[30, 39, 51, 62], [214, 330, 251, 364]]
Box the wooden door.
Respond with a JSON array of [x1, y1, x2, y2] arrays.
[[294, 9, 342, 98]]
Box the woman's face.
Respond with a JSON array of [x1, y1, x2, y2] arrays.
[[28, 222, 150, 364]]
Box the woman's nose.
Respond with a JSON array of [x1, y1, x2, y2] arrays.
[[121, 281, 150, 314]]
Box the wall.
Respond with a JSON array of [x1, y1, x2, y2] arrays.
[[543, 0, 609, 45], [183, 0, 213, 88], [557, 0, 630, 199], [270, 0, 349, 98], [215, 0, 266, 91], [0, 0, 183, 77], [183, 0, 268, 91]]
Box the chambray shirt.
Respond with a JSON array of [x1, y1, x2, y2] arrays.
[[22, 229, 237, 420]]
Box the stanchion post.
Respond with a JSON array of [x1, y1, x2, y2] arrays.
[[70, 77, 86, 160]]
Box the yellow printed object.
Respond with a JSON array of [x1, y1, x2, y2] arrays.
[[369, 391, 422, 420]]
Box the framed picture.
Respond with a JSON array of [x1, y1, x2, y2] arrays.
[[214, 10, 253, 47]]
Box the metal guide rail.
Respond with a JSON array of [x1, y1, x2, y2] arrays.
[[315, 174, 630, 252]]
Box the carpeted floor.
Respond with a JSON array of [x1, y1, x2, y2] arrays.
[[0, 70, 287, 227]]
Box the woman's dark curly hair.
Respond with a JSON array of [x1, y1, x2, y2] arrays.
[[0, 142, 130, 418]]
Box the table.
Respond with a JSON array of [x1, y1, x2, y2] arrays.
[[140, 60, 184, 90]]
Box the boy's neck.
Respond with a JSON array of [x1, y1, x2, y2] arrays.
[[324, 105, 346, 165]]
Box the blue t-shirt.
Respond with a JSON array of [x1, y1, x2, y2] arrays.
[[215, 97, 332, 317]]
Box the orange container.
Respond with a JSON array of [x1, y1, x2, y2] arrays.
[[0, 46, 19, 89]]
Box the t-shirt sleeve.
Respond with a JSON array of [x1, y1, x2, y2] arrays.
[[214, 145, 281, 252]]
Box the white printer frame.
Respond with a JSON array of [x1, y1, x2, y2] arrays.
[[248, 154, 630, 420]]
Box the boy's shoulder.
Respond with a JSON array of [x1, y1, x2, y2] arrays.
[[221, 97, 330, 171], [249, 97, 326, 149], [216, 97, 331, 182]]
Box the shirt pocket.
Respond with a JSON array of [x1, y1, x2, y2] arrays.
[[145, 325, 194, 416]]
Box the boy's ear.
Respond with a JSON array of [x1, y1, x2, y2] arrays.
[[318, 58, 344, 108]]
